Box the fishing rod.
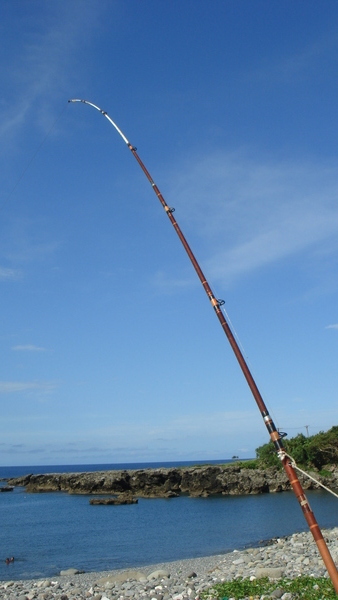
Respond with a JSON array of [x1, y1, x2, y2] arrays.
[[68, 98, 338, 593]]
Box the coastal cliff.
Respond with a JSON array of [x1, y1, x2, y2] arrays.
[[7, 463, 337, 497]]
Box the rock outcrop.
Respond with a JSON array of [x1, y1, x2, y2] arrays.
[[89, 494, 138, 505], [0, 485, 14, 492], [7, 463, 338, 498]]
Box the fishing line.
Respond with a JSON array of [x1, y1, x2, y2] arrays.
[[221, 303, 252, 369], [0, 102, 69, 214], [220, 301, 283, 434], [285, 453, 338, 500]]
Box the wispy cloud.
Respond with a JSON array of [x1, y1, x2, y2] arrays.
[[0, 2, 106, 141], [7, 233, 61, 264], [152, 269, 195, 293], [89, 409, 260, 442], [325, 324, 338, 330], [12, 345, 47, 352], [0, 381, 56, 395], [247, 31, 338, 85], [0, 215, 62, 271], [0, 266, 20, 280], [164, 152, 338, 287]]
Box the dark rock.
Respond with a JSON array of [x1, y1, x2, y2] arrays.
[[7, 463, 335, 498], [89, 494, 138, 505]]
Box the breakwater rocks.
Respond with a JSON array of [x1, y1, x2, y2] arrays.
[[1, 527, 338, 599], [7, 464, 338, 498]]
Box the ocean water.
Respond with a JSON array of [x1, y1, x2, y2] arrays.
[[0, 462, 337, 581]]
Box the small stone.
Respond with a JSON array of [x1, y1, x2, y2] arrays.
[[255, 567, 284, 579], [147, 570, 170, 580], [70, 587, 82, 595], [4, 581, 14, 588], [270, 589, 285, 598], [232, 558, 244, 565], [186, 571, 197, 578]]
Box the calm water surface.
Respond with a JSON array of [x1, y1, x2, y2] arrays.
[[0, 462, 337, 581]]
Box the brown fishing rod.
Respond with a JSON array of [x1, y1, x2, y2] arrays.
[[69, 99, 338, 593]]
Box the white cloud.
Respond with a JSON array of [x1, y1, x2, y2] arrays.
[[87, 409, 261, 444], [12, 345, 47, 352], [326, 324, 338, 330], [0, 2, 105, 141], [0, 266, 20, 280], [0, 381, 56, 395], [165, 152, 338, 287], [0, 215, 62, 271]]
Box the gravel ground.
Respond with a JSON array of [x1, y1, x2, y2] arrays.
[[1, 527, 338, 599]]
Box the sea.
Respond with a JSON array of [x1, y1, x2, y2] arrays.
[[0, 460, 337, 581]]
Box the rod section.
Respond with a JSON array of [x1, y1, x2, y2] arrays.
[[69, 99, 338, 593]]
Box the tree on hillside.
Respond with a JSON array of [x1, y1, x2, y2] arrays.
[[255, 426, 338, 470], [255, 440, 280, 467], [306, 426, 338, 469]]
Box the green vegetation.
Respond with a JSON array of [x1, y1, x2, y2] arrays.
[[203, 575, 336, 599], [255, 425, 338, 470], [179, 427, 338, 473], [231, 459, 260, 470], [319, 469, 333, 477]]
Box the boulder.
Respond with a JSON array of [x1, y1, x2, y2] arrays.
[[255, 567, 284, 579], [60, 568, 84, 576], [96, 570, 146, 584], [147, 569, 170, 580]]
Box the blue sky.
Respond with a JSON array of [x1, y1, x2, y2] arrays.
[[1, 0, 338, 466]]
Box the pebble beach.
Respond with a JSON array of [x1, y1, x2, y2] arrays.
[[1, 527, 337, 600]]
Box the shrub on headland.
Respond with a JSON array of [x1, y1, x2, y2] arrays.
[[255, 425, 338, 470]]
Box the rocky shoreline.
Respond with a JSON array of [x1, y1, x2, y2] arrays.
[[7, 464, 338, 498], [1, 527, 338, 599]]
